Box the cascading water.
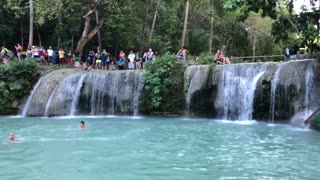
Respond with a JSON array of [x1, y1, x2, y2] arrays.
[[21, 73, 52, 116], [133, 71, 144, 116], [21, 70, 144, 116], [215, 63, 272, 120], [270, 64, 281, 122], [305, 60, 314, 116], [69, 74, 87, 116], [290, 60, 317, 127], [184, 65, 210, 111], [49, 73, 87, 116], [44, 87, 57, 117]]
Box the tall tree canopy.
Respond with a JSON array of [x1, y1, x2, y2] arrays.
[[224, 0, 320, 53], [1, 0, 315, 57]]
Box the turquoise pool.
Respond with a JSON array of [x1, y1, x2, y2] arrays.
[[0, 116, 319, 180]]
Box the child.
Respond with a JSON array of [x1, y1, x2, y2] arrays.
[[95, 51, 102, 69], [73, 51, 81, 68], [101, 49, 108, 70], [67, 50, 73, 65], [109, 60, 116, 70]]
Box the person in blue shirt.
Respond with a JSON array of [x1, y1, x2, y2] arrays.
[[117, 58, 125, 70]]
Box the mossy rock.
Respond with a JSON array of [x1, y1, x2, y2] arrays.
[[306, 108, 320, 130]]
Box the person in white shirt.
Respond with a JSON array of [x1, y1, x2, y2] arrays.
[[128, 50, 136, 69], [47, 46, 54, 64], [147, 48, 153, 61]]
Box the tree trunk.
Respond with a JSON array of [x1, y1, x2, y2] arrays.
[[252, 35, 256, 62], [149, 10, 158, 44], [75, 1, 111, 56], [209, 16, 214, 53], [1, 11, 4, 46], [71, 34, 74, 50], [95, 10, 102, 50], [149, 1, 160, 44], [57, 16, 62, 48], [28, 0, 33, 47], [37, 25, 42, 47], [140, 1, 150, 52], [181, 0, 189, 48], [76, 16, 106, 56], [0, 10, 4, 24], [21, 19, 24, 47]]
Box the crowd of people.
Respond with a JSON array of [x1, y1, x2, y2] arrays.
[[1, 43, 234, 68], [0, 44, 164, 70]]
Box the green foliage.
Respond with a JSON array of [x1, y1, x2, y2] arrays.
[[195, 53, 214, 64], [0, 0, 305, 57], [0, 61, 42, 114], [0, 25, 14, 44], [224, 0, 320, 53], [187, 29, 210, 55], [141, 53, 186, 114]]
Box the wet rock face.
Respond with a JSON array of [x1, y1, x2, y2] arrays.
[[306, 109, 320, 130], [214, 62, 277, 120], [184, 65, 216, 117], [272, 60, 320, 121], [253, 79, 271, 120], [24, 69, 80, 116]]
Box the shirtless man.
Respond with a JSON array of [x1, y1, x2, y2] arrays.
[[14, 43, 23, 61], [176, 47, 188, 60]]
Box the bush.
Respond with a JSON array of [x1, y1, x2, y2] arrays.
[[141, 53, 186, 114], [195, 53, 215, 64], [0, 60, 42, 114]]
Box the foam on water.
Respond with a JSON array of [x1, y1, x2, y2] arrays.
[[218, 120, 258, 125]]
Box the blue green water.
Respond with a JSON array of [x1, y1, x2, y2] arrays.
[[0, 116, 319, 180]]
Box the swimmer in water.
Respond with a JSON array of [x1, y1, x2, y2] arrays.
[[9, 133, 15, 141], [80, 121, 86, 130]]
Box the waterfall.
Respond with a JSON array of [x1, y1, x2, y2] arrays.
[[44, 86, 57, 117], [305, 60, 314, 116], [290, 60, 317, 127], [21, 73, 51, 116], [49, 73, 87, 116], [133, 71, 144, 116], [246, 72, 265, 119], [69, 74, 87, 116], [184, 65, 210, 111], [22, 70, 144, 116], [270, 64, 281, 122], [82, 71, 144, 115], [215, 63, 271, 120]]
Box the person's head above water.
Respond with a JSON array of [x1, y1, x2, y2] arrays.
[[80, 121, 86, 129], [9, 133, 15, 141]]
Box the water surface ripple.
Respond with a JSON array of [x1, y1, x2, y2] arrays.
[[0, 117, 319, 180]]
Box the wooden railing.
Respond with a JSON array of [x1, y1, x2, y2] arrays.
[[229, 55, 285, 63]]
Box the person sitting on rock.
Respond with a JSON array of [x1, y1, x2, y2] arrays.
[[176, 47, 188, 60], [214, 49, 230, 64]]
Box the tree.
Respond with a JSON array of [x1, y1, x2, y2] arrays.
[[75, 0, 116, 55], [181, 0, 190, 47], [28, 0, 33, 47], [224, 0, 320, 53]]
